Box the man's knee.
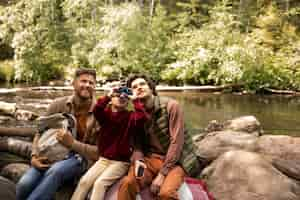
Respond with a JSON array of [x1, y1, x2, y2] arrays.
[[16, 177, 33, 200], [44, 166, 62, 178], [16, 174, 34, 192], [120, 175, 136, 188]]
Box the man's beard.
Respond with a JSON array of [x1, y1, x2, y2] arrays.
[[76, 90, 93, 101]]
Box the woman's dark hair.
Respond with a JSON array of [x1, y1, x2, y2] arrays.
[[126, 74, 157, 96]]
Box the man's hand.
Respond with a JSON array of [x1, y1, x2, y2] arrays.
[[56, 129, 74, 149], [31, 155, 50, 170], [150, 173, 165, 195]]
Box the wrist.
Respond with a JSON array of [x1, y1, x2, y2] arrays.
[[70, 139, 78, 150]]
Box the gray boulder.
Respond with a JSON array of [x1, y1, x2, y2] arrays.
[[202, 150, 300, 200], [0, 176, 16, 200], [194, 116, 300, 200]]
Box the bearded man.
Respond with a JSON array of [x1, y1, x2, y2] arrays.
[[16, 68, 99, 200]]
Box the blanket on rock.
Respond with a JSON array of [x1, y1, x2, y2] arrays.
[[105, 177, 214, 200]]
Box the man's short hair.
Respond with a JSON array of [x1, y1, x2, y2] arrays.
[[74, 68, 96, 79], [126, 73, 157, 96]]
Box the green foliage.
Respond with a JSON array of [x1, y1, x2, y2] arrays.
[[162, 2, 246, 85], [0, 60, 15, 82], [162, 1, 300, 91], [0, 0, 69, 83], [0, 0, 300, 92], [68, 3, 174, 82]]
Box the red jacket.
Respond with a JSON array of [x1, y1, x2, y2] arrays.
[[93, 96, 148, 162]]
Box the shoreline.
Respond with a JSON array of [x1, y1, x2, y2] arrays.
[[0, 84, 300, 95]]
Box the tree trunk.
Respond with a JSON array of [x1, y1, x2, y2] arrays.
[[150, 0, 155, 17]]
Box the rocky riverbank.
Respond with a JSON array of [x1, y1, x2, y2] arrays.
[[0, 101, 300, 200]]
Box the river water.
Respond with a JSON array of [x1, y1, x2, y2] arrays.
[[162, 92, 300, 136], [1, 89, 300, 136]]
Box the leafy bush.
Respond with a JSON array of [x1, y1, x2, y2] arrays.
[[0, 0, 300, 91], [162, 2, 246, 85], [0, 0, 69, 83], [0, 60, 15, 82], [162, 1, 300, 91]]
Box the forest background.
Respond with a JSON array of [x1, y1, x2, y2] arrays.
[[0, 0, 300, 92]]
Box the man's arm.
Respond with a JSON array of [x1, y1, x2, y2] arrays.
[[150, 99, 185, 194], [71, 140, 99, 161], [45, 98, 64, 116], [160, 100, 185, 176]]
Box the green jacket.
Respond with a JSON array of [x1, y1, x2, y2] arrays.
[[145, 96, 200, 176]]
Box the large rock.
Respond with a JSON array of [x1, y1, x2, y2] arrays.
[[0, 176, 16, 200], [194, 116, 300, 200], [202, 150, 300, 200], [0, 101, 38, 120], [195, 130, 258, 161], [203, 115, 262, 135], [256, 135, 300, 180], [1, 163, 30, 183]]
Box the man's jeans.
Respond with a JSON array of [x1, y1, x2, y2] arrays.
[[16, 155, 83, 200]]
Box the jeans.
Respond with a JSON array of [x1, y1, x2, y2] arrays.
[[16, 155, 83, 200]]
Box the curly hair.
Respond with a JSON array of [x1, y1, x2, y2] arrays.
[[126, 73, 157, 96]]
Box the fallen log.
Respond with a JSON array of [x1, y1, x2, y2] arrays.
[[0, 101, 16, 115], [0, 138, 32, 159], [0, 101, 39, 121], [0, 127, 37, 137]]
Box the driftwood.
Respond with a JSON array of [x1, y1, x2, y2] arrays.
[[0, 101, 16, 115], [0, 127, 37, 137], [0, 101, 38, 137], [0, 101, 39, 121], [0, 138, 32, 159]]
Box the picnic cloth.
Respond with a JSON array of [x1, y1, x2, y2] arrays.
[[104, 177, 214, 200]]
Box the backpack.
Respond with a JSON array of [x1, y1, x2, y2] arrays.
[[36, 113, 77, 164]]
